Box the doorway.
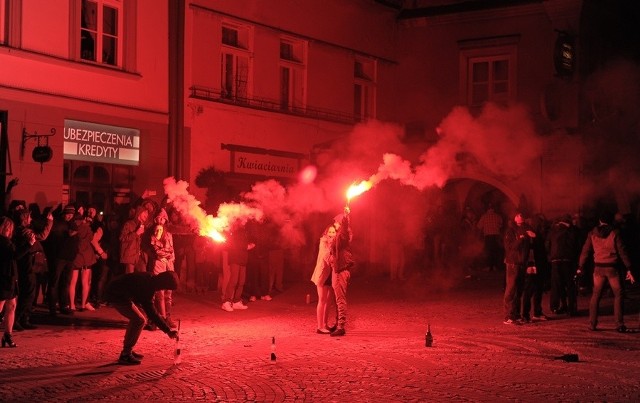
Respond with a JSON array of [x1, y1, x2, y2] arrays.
[[64, 160, 133, 214]]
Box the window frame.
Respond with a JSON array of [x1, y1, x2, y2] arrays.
[[220, 21, 253, 102], [278, 37, 307, 112], [77, 0, 124, 67], [353, 57, 376, 122], [459, 42, 518, 108]]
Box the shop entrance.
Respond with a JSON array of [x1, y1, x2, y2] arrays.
[[63, 160, 133, 214]]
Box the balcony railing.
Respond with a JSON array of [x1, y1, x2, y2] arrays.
[[189, 86, 356, 125]]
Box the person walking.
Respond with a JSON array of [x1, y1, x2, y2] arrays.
[[328, 207, 354, 337], [105, 270, 179, 365], [578, 211, 635, 332], [310, 223, 337, 334]]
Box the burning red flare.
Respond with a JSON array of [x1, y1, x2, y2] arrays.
[[198, 215, 227, 243], [346, 180, 372, 203]]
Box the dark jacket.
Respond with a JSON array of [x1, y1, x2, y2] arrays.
[[503, 222, 535, 265], [105, 272, 178, 333], [14, 217, 53, 273], [226, 226, 250, 266], [546, 221, 579, 263], [579, 224, 631, 269], [0, 235, 18, 300], [330, 215, 354, 273]]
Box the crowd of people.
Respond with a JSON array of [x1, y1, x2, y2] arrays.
[[496, 209, 636, 332], [0, 181, 192, 361], [0, 180, 296, 361], [1, 176, 637, 360]]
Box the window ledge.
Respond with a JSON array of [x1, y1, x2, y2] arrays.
[[0, 45, 141, 79]]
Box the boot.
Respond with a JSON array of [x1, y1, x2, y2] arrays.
[[1, 333, 17, 348]]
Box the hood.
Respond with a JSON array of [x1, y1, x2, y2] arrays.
[[595, 224, 613, 238]]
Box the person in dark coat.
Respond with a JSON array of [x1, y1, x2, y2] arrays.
[[546, 214, 580, 316], [328, 207, 354, 337], [0, 217, 19, 347], [12, 208, 53, 329], [105, 271, 179, 365], [502, 212, 536, 324], [44, 205, 78, 316]]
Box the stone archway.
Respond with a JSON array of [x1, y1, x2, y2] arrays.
[[443, 173, 519, 221]]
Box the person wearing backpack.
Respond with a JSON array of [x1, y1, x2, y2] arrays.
[[578, 211, 635, 332]]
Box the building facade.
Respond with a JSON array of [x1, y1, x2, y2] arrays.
[[3, 0, 639, 275], [1, 0, 169, 214]]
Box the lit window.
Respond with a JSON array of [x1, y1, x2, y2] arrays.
[[279, 38, 306, 111], [221, 23, 252, 101], [354, 58, 376, 122], [80, 0, 122, 66]]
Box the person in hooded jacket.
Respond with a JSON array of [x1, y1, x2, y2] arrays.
[[105, 270, 179, 365], [546, 214, 580, 316], [578, 211, 635, 332]]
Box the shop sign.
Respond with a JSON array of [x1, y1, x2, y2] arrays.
[[63, 119, 140, 165], [234, 151, 298, 178]]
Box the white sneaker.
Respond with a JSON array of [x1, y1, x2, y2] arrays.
[[232, 301, 248, 310], [221, 301, 234, 312], [260, 295, 272, 301], [249, 296, 257, 302]]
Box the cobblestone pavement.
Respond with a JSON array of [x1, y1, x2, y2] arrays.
[[1, 271, 639, 402]]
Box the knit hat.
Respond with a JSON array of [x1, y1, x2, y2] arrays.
[[63, 205, 76, 215]]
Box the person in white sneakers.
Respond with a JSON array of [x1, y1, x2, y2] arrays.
[[221, 224, 255, 312]]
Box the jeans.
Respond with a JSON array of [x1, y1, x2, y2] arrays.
[[332, 270, 351, 329], [503, 263, 525, 320], [224, 264, 246, 303], [112, 301, 146, 355], [589, 267, 624, 328], [550, 260, 577, 313], [48, 259, 72, 312]]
